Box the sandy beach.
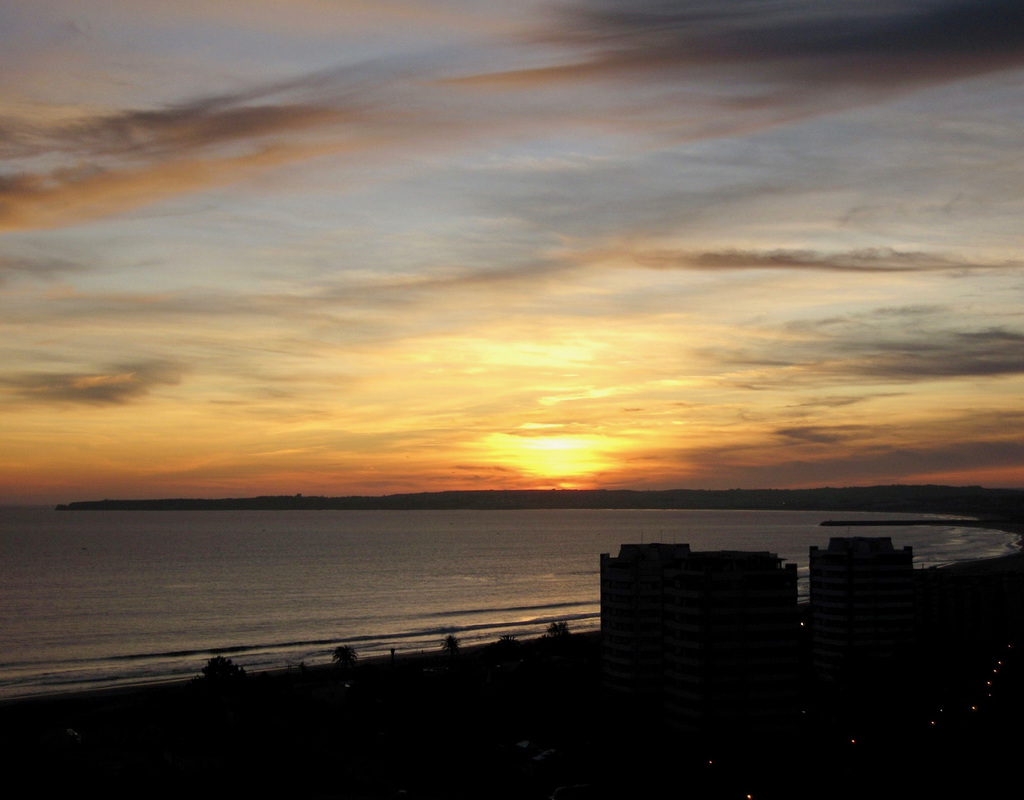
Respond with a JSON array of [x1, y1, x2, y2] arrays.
[[938, 521, 1024, 574]]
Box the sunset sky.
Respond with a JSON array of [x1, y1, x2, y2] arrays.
[[3, 0, 1024, 504]]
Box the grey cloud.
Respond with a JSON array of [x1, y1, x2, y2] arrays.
[[712, 309, 1024, 385], [774, 425, 870, 445], [635, 248, 986, 273], [0, 172, 39, 198], [865, 305, 948, 321], [73, 102, 352, 157], [846, 331, 1024, 382], [717, 438, 1024, 489], [1, 360, 183, 406], [856, 328, 1024, 379], [787, 395, 900, 410], [790, 310, 1024, 379], [0, 254, 85, 283], [0, 142, 352, 232], [555, 0, 1024, 88], [4, 63, 378, 161], [650, 409, 1024, 489], [783, 306, 950, 339], [0, 82, 365, 229], [0, 55, 475, 230]]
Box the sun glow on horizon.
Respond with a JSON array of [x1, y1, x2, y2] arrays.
[[477, 432, 619, 485]]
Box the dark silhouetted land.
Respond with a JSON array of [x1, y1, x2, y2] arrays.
[[56, 483, 1024, 520], [4, 616, 1022, 800]]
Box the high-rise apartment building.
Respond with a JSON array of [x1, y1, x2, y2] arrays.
[[663, 550, 800, 733], [601, 543, 691, 703], [809, 537, 914, 681], [600, 543, 799, 733]]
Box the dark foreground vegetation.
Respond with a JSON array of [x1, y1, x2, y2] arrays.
[[55, 483, 1024, 518], [3, 625, 1022, 800]]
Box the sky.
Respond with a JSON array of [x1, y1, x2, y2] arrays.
[[3, 0, 1024, 504]]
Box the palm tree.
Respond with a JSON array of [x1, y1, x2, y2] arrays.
[[491, 633, 521, 660], [332, 644, 358, 672], [441, 634, 461, 660]]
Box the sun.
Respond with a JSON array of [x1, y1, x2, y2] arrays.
[[479, 432, 614, 486]]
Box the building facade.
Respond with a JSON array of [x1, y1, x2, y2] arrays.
[[600, 543, 691, 703], [601, 543, 799, 733], [809, 537, 914, 681], [663, 550, 800, 733]]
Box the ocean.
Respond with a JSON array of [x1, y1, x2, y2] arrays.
[[0, 506, 1017, 701]]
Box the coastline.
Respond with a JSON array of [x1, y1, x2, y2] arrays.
[[938, 520, 1024, 574], [4, 513, 1021, 707], [4, 517, 1022, 711], [0, 631, 566, 710]]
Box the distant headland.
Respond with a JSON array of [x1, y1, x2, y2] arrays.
[[56, 484, 1024, 519]]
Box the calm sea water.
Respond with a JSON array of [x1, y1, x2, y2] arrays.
[[0, 507, 1017, 700]]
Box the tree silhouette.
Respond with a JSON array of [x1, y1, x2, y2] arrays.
[[488, 633, 521, 661], [546, 621, 570, 638], [441, 634, 461, 660], [193, 655, 246, 689], [332, 644, 358, 672]]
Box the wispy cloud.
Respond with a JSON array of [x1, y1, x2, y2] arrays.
[[0, 142, 354, 232], [547, 0, 1024, 88], [850, 327, 1024, 379], [773, 424, 872, 445], [759, 312, 1024, 383], [786, 395, 903, 411], [633, 248, 1003, 273], [8, 2, 1021, 236], [1, 360, 183, 405], [641, 406, 1024, 489], [0, 59, 442, 230], [443, 0, 1024, 148], [2, 86, 354, 160], [0, 254, 86, 284]]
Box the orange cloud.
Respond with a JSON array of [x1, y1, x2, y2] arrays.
[[0, 140, 353, 232]]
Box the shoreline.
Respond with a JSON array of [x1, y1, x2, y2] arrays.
[[4, 515, 1020, 708], [936, 519, 1024, 574], [0, 631, 578, 711]]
